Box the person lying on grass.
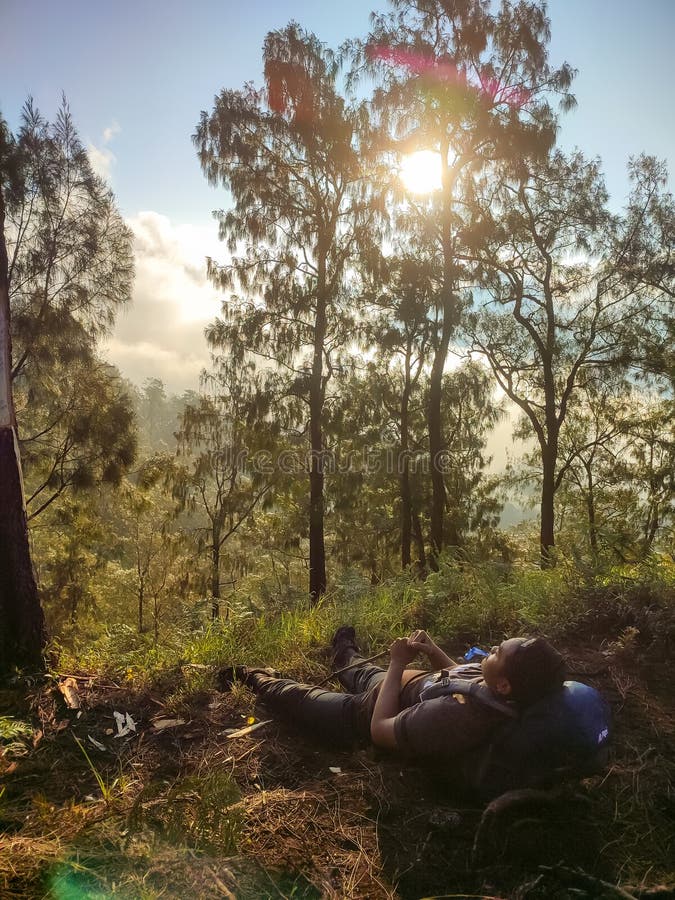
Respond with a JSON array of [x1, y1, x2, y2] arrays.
[[219, 628, 610, 795]]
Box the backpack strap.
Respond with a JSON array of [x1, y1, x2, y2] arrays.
[[419, 676, 518, 718]]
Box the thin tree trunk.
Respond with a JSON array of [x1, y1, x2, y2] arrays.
[[541, 250, 558, 569], [400, 349, 412, 569], [643, 443, 660, 554], [540, 442, 556, 568], [309, 250, 327, 603], [0, 186, 44, 677], [400, 469, 412, 569], [428, 318, 450, 569], [136, 538, 145, 633], [138, 581, 145, 633], [211, 531, 221, 620], [585, 463, 598, 558], [153, 595, 159, 646], [411, 507, 427, 576], [643, 493, 659, 555]]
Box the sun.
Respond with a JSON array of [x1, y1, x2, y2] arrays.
[[399, 150, 443, 194]]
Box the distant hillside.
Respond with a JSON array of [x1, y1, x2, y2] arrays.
[[499, 501, 537, 528]]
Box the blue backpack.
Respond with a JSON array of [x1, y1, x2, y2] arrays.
[[426, 677, 611, 798], [474, 681, 611, 798]]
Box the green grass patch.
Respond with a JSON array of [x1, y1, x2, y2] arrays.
[[128, 772, 242, 854], [49, 554, 675, 681]]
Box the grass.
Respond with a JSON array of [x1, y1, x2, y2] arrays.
[[72, 735, 131, 807], [52, 553, 673, 682], [2, 554, 673, 897]]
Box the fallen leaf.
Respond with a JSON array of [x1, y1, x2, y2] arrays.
[[151, 718, 186, 731], [88, 735, 106, 752], [58, 678, 81, 710], [225, 719, 271, 740], [328, 766, 342, 774]]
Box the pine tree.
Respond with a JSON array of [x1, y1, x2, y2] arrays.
[[194, 24, 384, 600]]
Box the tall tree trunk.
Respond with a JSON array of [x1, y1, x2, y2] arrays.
[[643, 444, 660, 554], [0, 187, 44, 677], [540, 440, 556, 568], [429, 142, 456, 569], [400, 350, 412, 569], [400, 469, 412, 569], [541, 279, 558, 569], [136, 540, 145, 633], [153, 596, 159, 646], [428, 312, 451, 569], [643, 487, 660, 555], [308, 251, 327, 602]]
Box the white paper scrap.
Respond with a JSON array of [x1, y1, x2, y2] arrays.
[[113, 711, 137, 737]]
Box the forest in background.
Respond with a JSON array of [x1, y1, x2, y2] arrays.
[[1, 1, 672, 666]]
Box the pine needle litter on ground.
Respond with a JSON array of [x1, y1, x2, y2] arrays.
[[1, 636, 674, 899]]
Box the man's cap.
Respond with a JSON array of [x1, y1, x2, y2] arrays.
[[501, 636, 566, 705]]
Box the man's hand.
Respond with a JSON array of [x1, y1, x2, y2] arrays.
[[407, 629, 456, 669], [389, 637, 417, 667], [408, 629, 438, 656]]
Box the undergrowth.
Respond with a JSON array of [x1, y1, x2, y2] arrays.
[[52, 553, 675, 681]]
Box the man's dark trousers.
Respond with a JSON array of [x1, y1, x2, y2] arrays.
[[250, 657, 427, 747]]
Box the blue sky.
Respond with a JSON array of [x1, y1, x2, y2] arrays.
[[3, 0, 673, 222], [1, 0, 673, 406], [2, 0, 372, 223]]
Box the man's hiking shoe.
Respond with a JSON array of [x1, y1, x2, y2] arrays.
[[331, 625, 360, 670], [216, 665, 281, 692]]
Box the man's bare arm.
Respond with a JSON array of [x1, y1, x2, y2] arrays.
[[370, 638, 417, 749]]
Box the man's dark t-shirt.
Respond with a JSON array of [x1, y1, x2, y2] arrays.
[[391, 663, 508, 759]]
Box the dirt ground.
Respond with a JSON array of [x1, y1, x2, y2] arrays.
[[1, 638, 674, 899]]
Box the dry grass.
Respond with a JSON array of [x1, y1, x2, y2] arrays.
[[1, 637, 674, 899]]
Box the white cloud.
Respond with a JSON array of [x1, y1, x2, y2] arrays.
[[102, 211, 228, 395], [102, 121, 121, 143], [87, 143, 116, 180], [87, 120, 121, 181]]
